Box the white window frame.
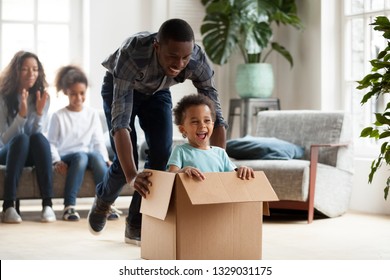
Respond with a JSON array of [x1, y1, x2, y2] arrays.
[[342, 0, 390, 157]]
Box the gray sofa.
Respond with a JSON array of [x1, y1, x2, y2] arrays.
[[0, 112, 133, 201], [230, 110, 354, 223]]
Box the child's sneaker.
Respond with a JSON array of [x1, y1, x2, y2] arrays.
[[63, 206, 80, 221], [107, 205, 122, 221]]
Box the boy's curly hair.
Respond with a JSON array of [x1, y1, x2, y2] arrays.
[[173, 94, 216, 125]]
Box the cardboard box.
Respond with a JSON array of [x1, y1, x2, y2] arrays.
[[140, 170, 278, 260]]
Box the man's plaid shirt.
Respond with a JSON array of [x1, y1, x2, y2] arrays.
[[102, 31, 226, 135]]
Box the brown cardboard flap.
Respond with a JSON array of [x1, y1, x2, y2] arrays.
[[176, 172, 231, 204], [178, 171, 278, 205], [140, 170, 176, 220]]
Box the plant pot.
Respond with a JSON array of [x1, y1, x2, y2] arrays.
[[235, 63, 274, 98]]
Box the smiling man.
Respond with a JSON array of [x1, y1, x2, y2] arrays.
[[88, 18, 227, 245]]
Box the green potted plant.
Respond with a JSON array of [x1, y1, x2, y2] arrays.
[[200, 0, 303, 98], [357, 16, 390, 200]]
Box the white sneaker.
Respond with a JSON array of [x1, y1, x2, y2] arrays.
[[41, 206, 56, 222], [2, 207, 22, 223]]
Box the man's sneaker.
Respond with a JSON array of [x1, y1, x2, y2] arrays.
[[107, 205, 122, 221], [62, 206, 80, 221], [2, 207, 22, 223], [125, 221, 141, 246], [88, 196, 111, 235], [41, 206, 56, 223]]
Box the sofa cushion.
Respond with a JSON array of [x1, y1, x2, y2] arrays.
[[226, 135, 304, 160]]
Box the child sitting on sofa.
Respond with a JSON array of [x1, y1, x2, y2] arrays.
[[167, 94, 255, 180], [47, 65, 116, 221]]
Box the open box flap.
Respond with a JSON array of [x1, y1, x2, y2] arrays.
[[140, 170, 176, 220], [177, 171, 279, 205]]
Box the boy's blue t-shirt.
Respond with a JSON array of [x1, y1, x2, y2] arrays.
[[167, 143, 236, 172]]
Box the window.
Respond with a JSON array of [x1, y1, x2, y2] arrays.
[[0, 0, 84, 112], [343, 0, 390, 152]]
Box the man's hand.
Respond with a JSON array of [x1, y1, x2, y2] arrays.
[[130, 171, 153, 198]]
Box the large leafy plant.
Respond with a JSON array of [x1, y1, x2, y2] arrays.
[[200, 0, 302, 66], [357, 16, 390, 200]]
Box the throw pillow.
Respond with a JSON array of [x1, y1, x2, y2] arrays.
[[226, 135, 304, 160]]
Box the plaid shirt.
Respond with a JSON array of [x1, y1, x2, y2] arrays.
[[102, 31, 226, 134]]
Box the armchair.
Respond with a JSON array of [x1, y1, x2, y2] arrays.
[[230, 110, 354, 223]]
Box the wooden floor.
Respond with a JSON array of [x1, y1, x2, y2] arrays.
[[0, 197, 390, 260]]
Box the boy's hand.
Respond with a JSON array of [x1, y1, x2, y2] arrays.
[[236, 166, 255, 180], [181, 166, 206, 181]]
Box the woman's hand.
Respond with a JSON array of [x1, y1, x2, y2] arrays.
[[236, 166, 255, 180], [35, 90, 49, 116], [18, 88, 29, 118]]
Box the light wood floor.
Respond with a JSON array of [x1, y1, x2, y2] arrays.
[[1, 196, 390, 260]]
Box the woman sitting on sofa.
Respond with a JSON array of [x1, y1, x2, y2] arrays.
[[0, 51, 56, 223]]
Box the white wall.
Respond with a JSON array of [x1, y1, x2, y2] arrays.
[[274, 0, 322, 109], [85, 0, 207, 139], [84, 0, 390, 215], [350, 158, 390, 214], [86, 0, 167, 110]]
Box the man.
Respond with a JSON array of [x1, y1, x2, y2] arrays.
[[88, 18, 227, 245]]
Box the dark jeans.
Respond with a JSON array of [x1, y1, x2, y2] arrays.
[[96, 71, 173, 228], [0, 133, 53, 209]]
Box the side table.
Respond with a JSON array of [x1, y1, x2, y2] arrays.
[[227, 98, 280, 139]]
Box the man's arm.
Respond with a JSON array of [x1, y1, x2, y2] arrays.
[[113, 128, 152, 197], [113, 128, 137, 181], [210, 125, 226, 149]]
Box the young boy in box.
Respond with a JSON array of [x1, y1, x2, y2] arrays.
[[167, 94, 254, 179]]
